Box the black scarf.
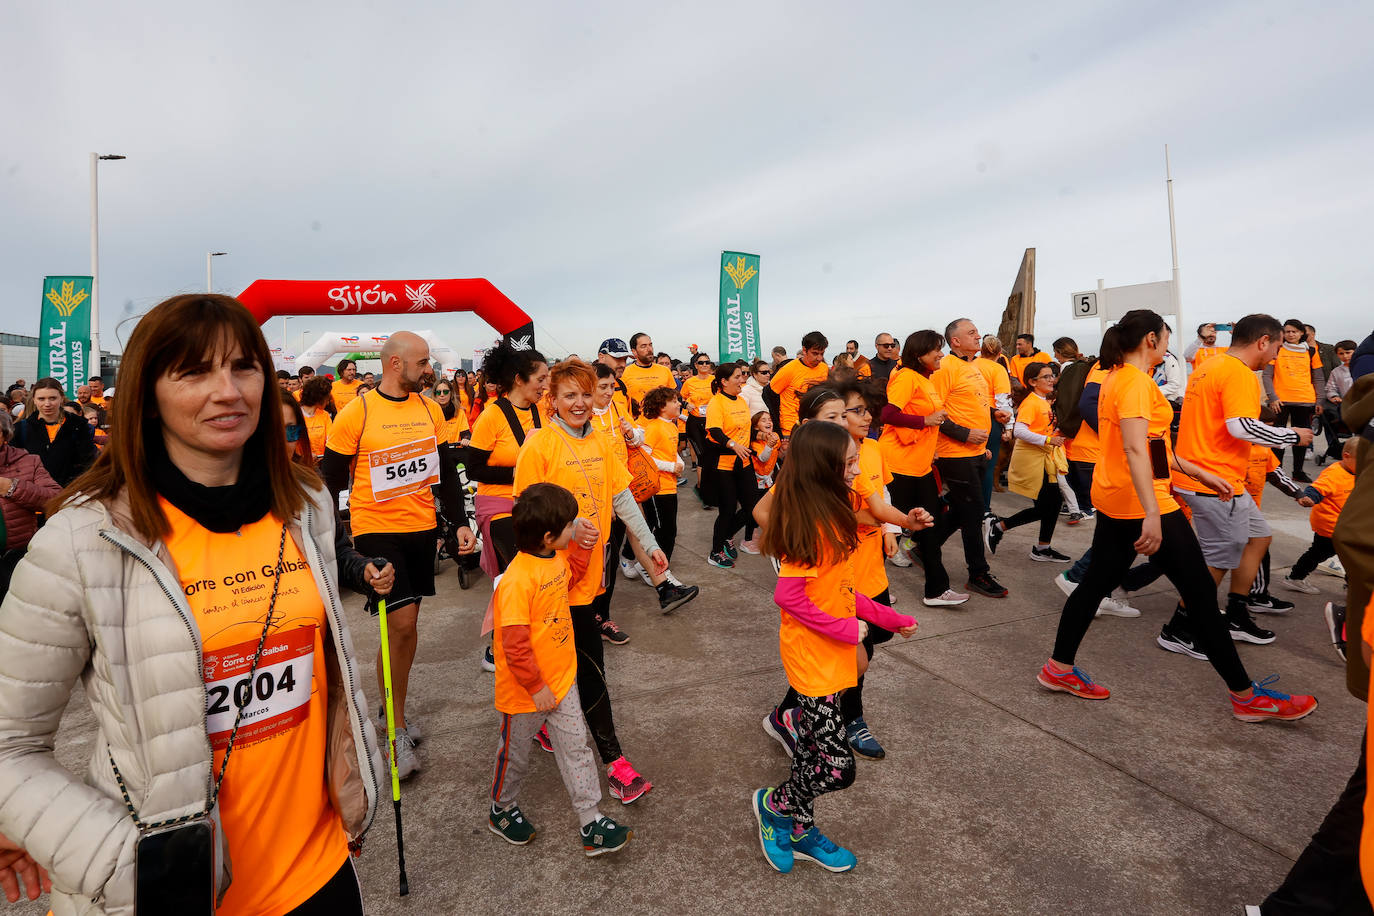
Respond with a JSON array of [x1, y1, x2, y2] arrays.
[[148, 432, 273, 533]]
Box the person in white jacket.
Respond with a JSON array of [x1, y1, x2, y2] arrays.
[[741, 359, 770, 419], [0, 294, 386, 915]]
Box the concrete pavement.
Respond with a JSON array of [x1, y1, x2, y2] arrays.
[[30, 487, 1360, 915]]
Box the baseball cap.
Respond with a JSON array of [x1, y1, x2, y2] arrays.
[[598, 338, 630, 358]]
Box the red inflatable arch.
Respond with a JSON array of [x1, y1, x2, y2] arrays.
[[237, 278, 536, 350]]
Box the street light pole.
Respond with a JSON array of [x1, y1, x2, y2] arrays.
[[206, 251, 227, 292], [90, 153, 125, 382]]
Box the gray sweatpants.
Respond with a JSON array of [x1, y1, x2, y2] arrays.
[[490, 685, 602, 828]]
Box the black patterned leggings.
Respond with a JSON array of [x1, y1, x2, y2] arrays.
[[771, 692, 856, 828]]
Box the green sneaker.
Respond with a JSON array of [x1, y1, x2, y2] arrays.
[[581, 815, 632, 857], [489, 804, 536, 845]]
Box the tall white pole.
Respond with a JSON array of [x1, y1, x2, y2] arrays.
[[206, 252, 213, 292], [1165, 145, 1183, 354], [89, 153, 101, 383]]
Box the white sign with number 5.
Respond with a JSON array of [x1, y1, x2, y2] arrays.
[[1071, 290, 1098, 318]]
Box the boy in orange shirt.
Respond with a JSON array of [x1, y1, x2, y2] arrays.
[[487, 482, 632, 856], [1282, 438, 1357, 594]]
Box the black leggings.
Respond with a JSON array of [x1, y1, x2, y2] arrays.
[[888, 471, 951, 597], [1273, 404, 1315, 474], [1292, 534, 1336, 580], [712, 463, 759, 554], [287, 858, 362, 915], [572, 601, 622, 764], [1001, 470, 1062, 544], [1052, 510, 1251, 693], [644, 493, 678, 560], [489, 515, 518, 573]]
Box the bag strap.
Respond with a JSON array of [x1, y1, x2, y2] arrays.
[[497, 397, 538, 446], [109, 524, 288, 831]]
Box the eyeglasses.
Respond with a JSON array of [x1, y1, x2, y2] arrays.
[[877, 342, 898, 349], [843, 405, 871, 417]]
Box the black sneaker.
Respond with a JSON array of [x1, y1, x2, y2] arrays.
[[966, 572, 1008, 598], [982, 517, 1005, 556], [1227, 606, 1275, 645], [1156, 622, 1208, 660], [658, 582, 700, 614], [1029, 545, 1072, 563], [599, 619, 630, 645], [1292, 470, 1313, 483], [489, 804, 536, 845], [1325, 602, 1347, 661], [1246, 592, 1293, 614], [581, 816, 632, 857], [724, 538, 740, 560]]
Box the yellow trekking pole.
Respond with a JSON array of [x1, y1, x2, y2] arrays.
[[372, 560, 409, 896]]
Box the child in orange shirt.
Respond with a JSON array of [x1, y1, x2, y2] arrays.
[[487, 482, 632, 856], [743, 411, 780, 553], [750, 421, 918, 875], [1282, 438, 1357, 593], [637, 387, 684, 569]]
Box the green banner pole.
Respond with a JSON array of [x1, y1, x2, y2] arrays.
[[718, 252, 761, 364], [39, 277, 93, 394]]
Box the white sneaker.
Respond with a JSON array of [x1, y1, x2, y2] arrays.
[[923, 589, 970, 607], [619, 557, 639, 580], [637, 564, 653, 586], [392, 728, 421, 780], [1281, 575, 1320, 594], [888, 549, 913, 568], [1054, 572, 1078, 599], [1318, 556, 1346, 577], [1096, 589, 1141, 618], [665, 570, 684, 587]]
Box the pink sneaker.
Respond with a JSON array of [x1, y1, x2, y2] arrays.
[[739, 538, 761, 555], [606, 756, 652, 804], [534, 724, 553, 753]]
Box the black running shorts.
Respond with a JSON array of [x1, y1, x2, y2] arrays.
[[353, 528, 438, 615]]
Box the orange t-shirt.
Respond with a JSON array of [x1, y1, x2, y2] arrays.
[[441, 412, 470, 443], [770, 358, 829, 435], [331, 378, 362, 411], [44, 422, 60, 442], [879, 367, 943, 477], [1309, 462, 1354, 538], [325, 390, 453, 536], [468, 400, 541, 502], [681, 375, 714, 420], [1008, 351, 1054, 387], [852, 438, 892, 598], [1270, 346, 1321, 403], [301, 408, 330, 460], [1245, 446, 1278, 507], [1064, 365, 1109, 464], [778, 551, 858, 697], [621, 363, 675, 413], [706, 393, 751, 471], [933, 354, 989, 459], [590, 402, 632, 464], [1189, 345, 1226, 368], [1016, 392, 1055, 438], [163, 502, 348, 916], [974, 356, 1012, 406], [1172, 353, 1262, 494], [492, 550, 578, 714], [1091, 364, 1179, 520], [641, 416, 680, 494], [513, 424, 632, 606]]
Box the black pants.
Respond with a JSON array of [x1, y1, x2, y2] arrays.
[[1250, 548, 1272, 597], [571, 601, 622, 765], [1052, 510, 1251, 692], [1261, 733, 1372, 915], [934, 454, 989, 577], [1001, 470, 1062, 544], [601, 517, 627, 620], [712, 463, 759, 554], [287, 858, 363, 915], [1292, 534, 1337, 580], [1274, 404, 1315, 475], [489, 515, 518, 573], [889, 471, 951, 597], [644, 493, 678, 560], [0, 549, 24, 603], [1322, 403, 1350, 460], [1067, 459, 1094, 511]]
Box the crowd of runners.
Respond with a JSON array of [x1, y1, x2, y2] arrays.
[[0, 292, 1367, 913]]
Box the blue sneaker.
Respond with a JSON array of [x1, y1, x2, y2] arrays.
[[844, 717, 885, 760], [751, 788, 794, 873], [791, 826, 857, 872], [762, 708, 797, 757]]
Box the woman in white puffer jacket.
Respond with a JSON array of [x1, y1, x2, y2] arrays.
[[0, 295, 387, 915]]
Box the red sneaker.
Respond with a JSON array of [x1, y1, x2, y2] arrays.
[[534, 724, 553, 753], [1231, 675, 1317, 723], [1037, 662, 1110, 700], [606, 756, 652, 804]]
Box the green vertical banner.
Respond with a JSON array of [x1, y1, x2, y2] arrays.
[[39, 276, 93, 394], [718, 251, 761, 364]]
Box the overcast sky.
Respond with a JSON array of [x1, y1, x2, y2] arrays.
[[2, 0, 1371, 371]]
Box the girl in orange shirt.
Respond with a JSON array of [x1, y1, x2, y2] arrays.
[[750, 421, 918, 874], [705, 363, 758, 568], [681, 353, 716, 501], [742, 411, 779, 554], [1263, 319, 1326, 482], [1039, 310, 1317, 723], [984, 361, 1071, 562]]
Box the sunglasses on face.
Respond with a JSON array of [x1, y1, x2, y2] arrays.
[[878, 342, 897, 349], [435, 389, 451, 395], [285, 424, 303, 443], [756, 369, 771, 376]]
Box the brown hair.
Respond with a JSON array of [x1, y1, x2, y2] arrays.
[[548, 358, 596, 397], [758, 421, 856, 566], [299, 375, 334, 410], [56, 294, 317, 538], [639, 386, 677, 420], [513, 482, 580, 553]]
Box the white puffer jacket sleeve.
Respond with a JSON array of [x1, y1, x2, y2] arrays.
[[0, 506, 139, 913]]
